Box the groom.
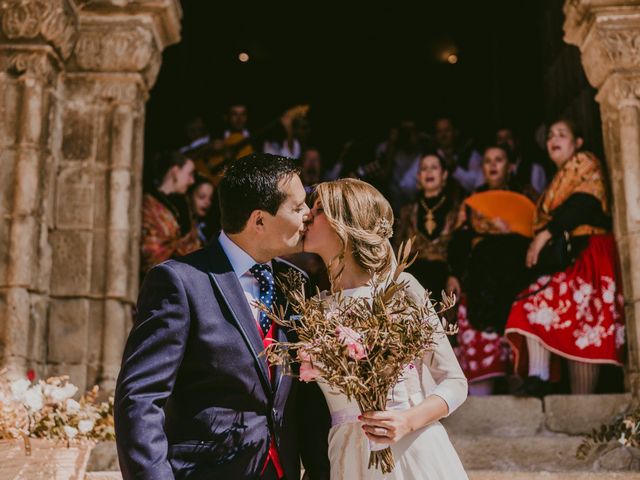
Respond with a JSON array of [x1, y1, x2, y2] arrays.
[[115, 153, 330, 480]]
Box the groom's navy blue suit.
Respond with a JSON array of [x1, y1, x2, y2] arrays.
[[114, 239, 330, 479]]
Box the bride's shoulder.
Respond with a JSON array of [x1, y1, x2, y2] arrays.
[[398, 272, 425, 295], [396, 272, 426, 301]]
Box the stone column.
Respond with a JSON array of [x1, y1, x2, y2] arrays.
[[49, 0, 181, 392], [564, 0, 640, 395], [0, 0, 181, 393], [0, 0, 78, 378]]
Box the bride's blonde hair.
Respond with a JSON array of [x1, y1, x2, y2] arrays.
[[313, 178, 394, 275]]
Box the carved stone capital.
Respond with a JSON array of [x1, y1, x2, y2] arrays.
[[68, 0, 181, 89], [0, 47, 60, 81], [65, 73, 145, 105], [564, 0, 640, 87], [597, 73, 640, 107], [69, 0, 179, 88], [73, 22, 153, 72], [74, 0, 182, 48], [0, 0, 78, 59]]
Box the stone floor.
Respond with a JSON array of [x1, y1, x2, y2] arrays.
[[86, 394, 640, 478], [85, 471, 640, 479]]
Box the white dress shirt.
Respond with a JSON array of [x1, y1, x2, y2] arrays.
[[218, 231, 272, 324]]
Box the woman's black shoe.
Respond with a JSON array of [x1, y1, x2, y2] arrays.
[[514, 376, 551, 398]]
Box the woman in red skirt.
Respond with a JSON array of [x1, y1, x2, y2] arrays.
[[505, 118, 625, 396]]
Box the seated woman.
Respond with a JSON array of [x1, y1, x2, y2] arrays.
[[188, 174, 215, 244], [450, 144, 535, 395], [395, 153, 461, 303], [505, 118, 625, 396], [141, 151, 201, 275]]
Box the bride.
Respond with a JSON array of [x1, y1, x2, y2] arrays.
[[303, 178, 469, 480]]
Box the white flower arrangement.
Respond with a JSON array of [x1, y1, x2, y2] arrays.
[[0, 371, 114, 451]]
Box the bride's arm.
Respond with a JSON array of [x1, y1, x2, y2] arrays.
[[361, 274, 468, 444], [419, 298, 468, 417], [361, 326, 467, 444]]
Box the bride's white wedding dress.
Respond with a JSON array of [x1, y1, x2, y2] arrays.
[[317, 273, 469, 480]]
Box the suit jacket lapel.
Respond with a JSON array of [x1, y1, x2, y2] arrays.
[[206, 240, 273, 397]]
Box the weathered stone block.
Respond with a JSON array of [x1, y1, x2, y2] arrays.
[[99, 299, 129, 391], [85, 473, 122, 480], [0, 288, 31, 360], [47, 298, 89, 364], [443, 395, 544, 436], [127, 230, 140, 303], [107, 169, 132, 229], [596, 445, 640, 471], [28, 294, 49, 363], [94, 111, 112, 166], [62, 107, 95, 161], [56, 164, 95, 229], [0, 77, 19, 146], [545, 394, 632, 435], [0, 218, 11, 286], [12, 150, 41, 216], [92, 168, 108, 228], [5, 215, 39, 286], [91, 230, 107, 295], [0, 149, 16, 215], [87, 299, 104, 367], [105, 230, 133, 299], [87, 442, 118, 472], [34, 218, 52, 293], [467, 472, 640, 480], [626, 233, 640, 302], [450, 434, 587, 471], [50, 230, 92, 296]]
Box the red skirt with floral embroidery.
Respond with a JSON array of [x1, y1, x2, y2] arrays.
[[454, 300, 512, 383], [505, 234, 625, 379]]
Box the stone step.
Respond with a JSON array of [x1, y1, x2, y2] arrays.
[[443, 395, 544, 436], [442, 394, 632, 437], [451, 434, 639, 472], [85, 470, 640, 480], [452, 434, 586, 471], [86, 474, 121, 480], [467, 471, 640, 480]]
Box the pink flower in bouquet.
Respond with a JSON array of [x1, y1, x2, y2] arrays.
[[336, 325, 367, 360], [298, 349, 322, 382]]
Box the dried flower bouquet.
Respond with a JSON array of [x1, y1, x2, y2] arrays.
[[262, 240, 457, 473]]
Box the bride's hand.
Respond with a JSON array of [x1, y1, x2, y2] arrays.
[[359, 410, 412, 444]]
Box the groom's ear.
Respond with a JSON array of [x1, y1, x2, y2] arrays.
[[248, 210, 265, 233]]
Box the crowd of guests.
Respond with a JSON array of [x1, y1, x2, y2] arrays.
[[141, 103, 626, 398]]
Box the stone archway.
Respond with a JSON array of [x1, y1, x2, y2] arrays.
[[0, 0, 639, 399]]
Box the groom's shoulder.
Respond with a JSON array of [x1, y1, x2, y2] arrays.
[[153, 245, 214, 279]]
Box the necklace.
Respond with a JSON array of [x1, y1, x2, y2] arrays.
[[419, 195, 446, 235]]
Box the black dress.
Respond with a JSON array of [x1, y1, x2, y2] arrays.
[[449, 184, 533, 333], [396, 191, 459, 302]]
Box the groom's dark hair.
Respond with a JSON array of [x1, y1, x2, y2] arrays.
[[218, 153, 300, 233]]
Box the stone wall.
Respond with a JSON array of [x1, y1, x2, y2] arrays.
[[0, 0, 181, 392]]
